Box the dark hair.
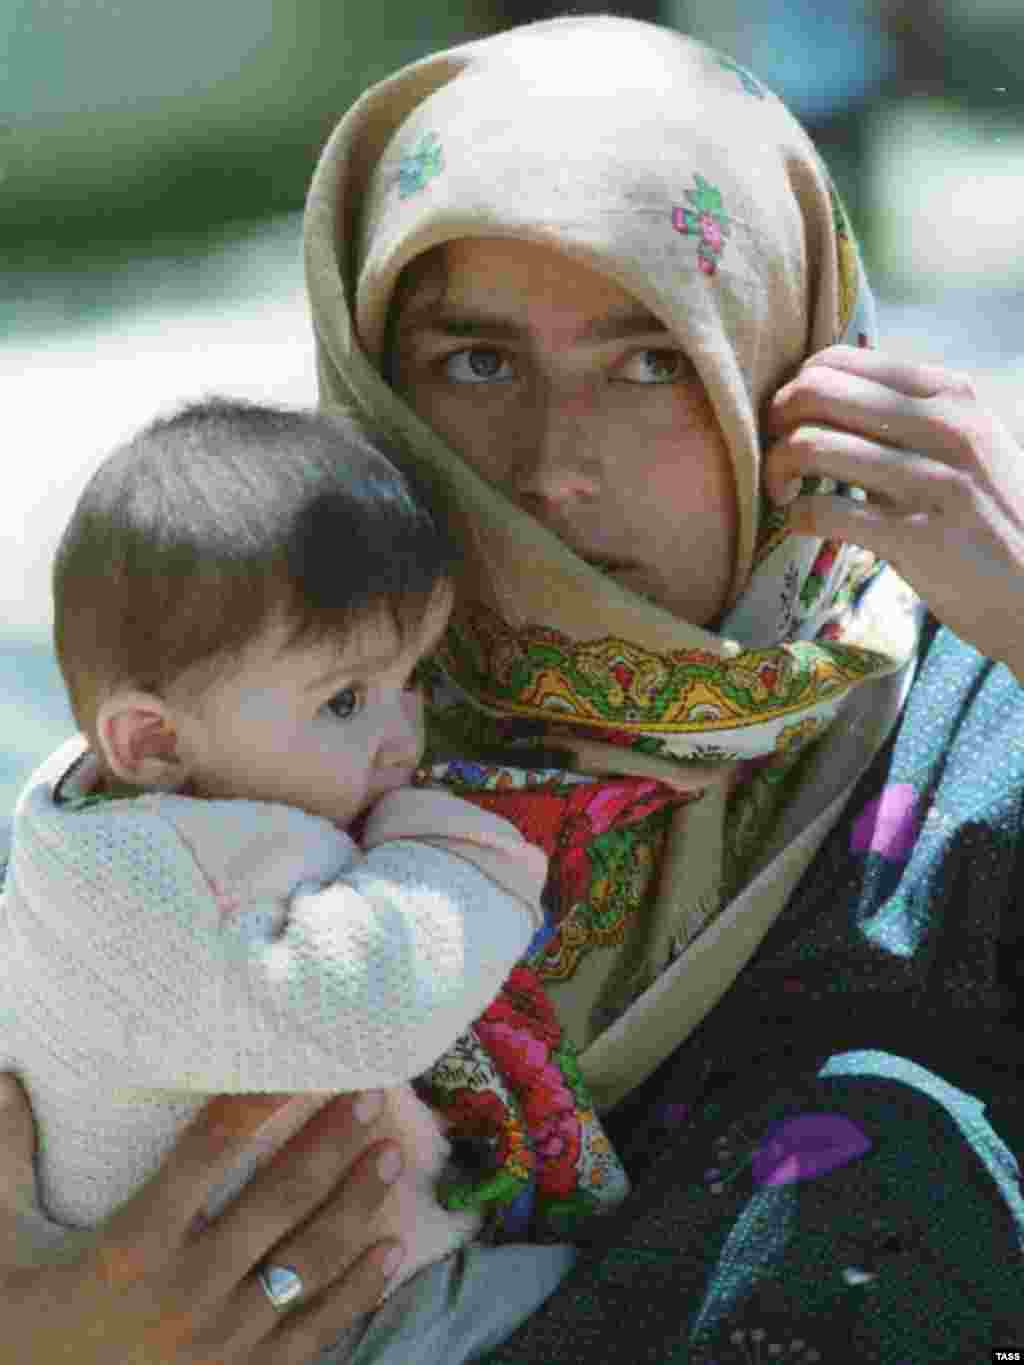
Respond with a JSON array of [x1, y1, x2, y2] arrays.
[[53, 398, 459, 739]]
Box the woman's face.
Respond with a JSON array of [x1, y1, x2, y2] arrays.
[[391, 238, 737, 626]]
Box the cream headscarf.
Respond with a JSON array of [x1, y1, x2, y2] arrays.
[[305, 15, 920, 1108]]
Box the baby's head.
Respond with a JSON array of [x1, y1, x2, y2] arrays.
[[54, 399, 458, 826]]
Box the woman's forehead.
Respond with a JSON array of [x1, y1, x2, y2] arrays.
[[397, 238, 667, 343]]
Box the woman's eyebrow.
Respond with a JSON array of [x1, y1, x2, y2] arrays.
[[575, 308, 675, 345], [400, 304, 674, 346], [401, 308, 522, 341]]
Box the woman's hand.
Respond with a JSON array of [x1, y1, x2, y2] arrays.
[[0, 1073, 406, 1364], [766, 345, 1024, 680]]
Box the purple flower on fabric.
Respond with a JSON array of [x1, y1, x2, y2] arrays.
[[751, 1113, 872, 1188], [850, 783, 919, 862]]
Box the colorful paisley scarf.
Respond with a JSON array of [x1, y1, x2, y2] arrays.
[[304, 16, 921, 1235]]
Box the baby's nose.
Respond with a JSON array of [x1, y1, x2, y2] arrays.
[[378, 690, 423, 767]]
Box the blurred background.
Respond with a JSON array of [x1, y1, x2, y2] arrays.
[[3, 0, 1024, 832]]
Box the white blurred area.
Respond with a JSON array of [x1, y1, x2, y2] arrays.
[[870, 99, 1024, 293], [3, 214, 314, 634], [866, 100, 1024, 436]]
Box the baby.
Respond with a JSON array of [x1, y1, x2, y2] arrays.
[[0, 399, 559, 1355]]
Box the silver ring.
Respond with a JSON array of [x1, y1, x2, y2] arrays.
[[257, 1262, 304, 1311]]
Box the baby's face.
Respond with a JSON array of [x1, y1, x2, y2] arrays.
[[173, 588, 452, 829]]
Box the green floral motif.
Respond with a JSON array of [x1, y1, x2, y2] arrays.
[[716, 55, 767, 99], [551, 1037, 588, 1108], [398, 131, 443, 199], [580, 823, 657, 934], [671, 174, 731, 275]]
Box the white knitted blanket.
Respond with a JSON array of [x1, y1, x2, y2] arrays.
[[0, 737, 543, 1236]]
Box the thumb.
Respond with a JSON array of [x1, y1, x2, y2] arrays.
[[0, 1073, 39, 1217]]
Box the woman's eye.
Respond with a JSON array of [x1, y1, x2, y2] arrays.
[[443, 348, 514, 383], [617, 349, 686, 384], [326, 686, 362, 720]]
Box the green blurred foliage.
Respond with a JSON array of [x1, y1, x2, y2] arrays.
[[1, 0, 499, 262]]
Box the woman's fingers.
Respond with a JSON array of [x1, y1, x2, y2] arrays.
[[766, 345, 1024, 527], [249, 1240, 403, 1365], [188, 1111, 406, 1361], [780, 494, 953, 591], [766, 423, 966, 514], [0, 1085, 404, 1365], [766, 352, 987, 492], [763, 346, 1024, 678], [796, 343, 980, 400], [100, 1091, 295, 1260], [186, 1093, 403, 1324]]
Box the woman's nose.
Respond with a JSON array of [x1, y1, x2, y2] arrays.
[[510, 388, 602, 507]]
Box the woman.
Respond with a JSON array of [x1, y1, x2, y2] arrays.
[[3, 15, 1024, 1363]]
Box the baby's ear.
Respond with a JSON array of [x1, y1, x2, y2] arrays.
[[95, 690, 189, 790]]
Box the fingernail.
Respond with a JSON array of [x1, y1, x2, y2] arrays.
[[381, 1243, 405, 1278], [377, 1146, 403, 1184], [354, 1092, 383, 1125]]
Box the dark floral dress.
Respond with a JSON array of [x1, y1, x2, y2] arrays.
[[480, 618, 1024, 1363]]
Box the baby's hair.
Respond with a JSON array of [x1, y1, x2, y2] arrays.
[[54, 398, 459, 746]]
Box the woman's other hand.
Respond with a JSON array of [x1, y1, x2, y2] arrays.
[[0, 1073, 405, 1364], [766, 345, 1024, 680]]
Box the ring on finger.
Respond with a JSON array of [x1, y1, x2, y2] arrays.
[[257, 1261, 305, 1311]]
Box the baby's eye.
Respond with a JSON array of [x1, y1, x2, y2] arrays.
[[617, 349, 687, 384], [326, 686, 362, 720], [443, 348, 514, 383]]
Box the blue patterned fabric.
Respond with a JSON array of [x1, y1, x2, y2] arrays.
[[481, 618, 1024, 1362]]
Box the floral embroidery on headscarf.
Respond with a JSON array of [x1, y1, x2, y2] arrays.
[[671, 174, 731, 274], [716, 54, 768, 99], [398, 131, 443, 198]]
